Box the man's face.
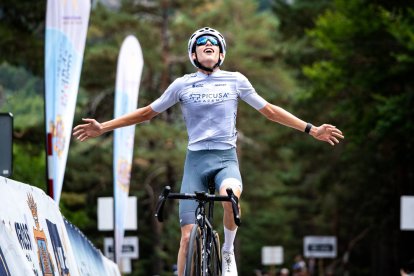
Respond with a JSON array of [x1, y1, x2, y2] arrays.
[[192, 36, 224, 68]]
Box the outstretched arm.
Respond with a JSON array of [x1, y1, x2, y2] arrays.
[[72, 105, 159, 142], [259, 103, 344, 145]]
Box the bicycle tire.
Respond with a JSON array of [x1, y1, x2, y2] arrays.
[[184, 225, 202, 276], [208, 230, 221, 275]]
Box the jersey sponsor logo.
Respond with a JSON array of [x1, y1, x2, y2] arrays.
[[190, 92, 229, 103], [192, 83, 227, 88]]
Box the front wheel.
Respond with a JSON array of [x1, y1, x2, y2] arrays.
[[208, 230, 221, 275], [184, 225, 202, 276]]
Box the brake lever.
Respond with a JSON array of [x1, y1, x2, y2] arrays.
[[154, 186, 171, 222], [226, 188, 241, 226]]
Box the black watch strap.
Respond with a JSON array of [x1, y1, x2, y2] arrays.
[[305, 123, 313, 134]]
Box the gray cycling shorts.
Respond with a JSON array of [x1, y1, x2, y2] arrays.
[[179, 148, 243, 227]]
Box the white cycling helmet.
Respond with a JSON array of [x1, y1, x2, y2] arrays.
[[187, 27, 227, 69]]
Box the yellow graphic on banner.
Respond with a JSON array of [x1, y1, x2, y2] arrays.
[[50, 115, 65, 158], [117, 158, 131, 193], [63, 0, 78, 9], [27, 194, 55, 276]]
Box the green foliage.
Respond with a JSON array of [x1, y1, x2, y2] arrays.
[[296, 0, 414, 274], [60, 192, 94, 229], [0, 0, 45, 75], [0, 62, 45, 189], [11, 143, 46, 191], [0, 63, 44, 129]]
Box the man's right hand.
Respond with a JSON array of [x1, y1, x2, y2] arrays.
[[311, 124, 344, 146], [72, 118, 103, 142]]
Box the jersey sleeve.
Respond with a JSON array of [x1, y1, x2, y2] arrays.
[[236, 72, 268, 110], [150, 78, 183, 113]]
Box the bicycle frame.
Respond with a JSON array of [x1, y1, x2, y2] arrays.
[[194, 186, 218, 274], [155, 185, 240, 275]]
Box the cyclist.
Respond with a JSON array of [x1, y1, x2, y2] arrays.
[[73, 27, 344, 275]]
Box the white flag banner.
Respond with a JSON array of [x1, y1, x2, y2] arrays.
[[45, 0, 91, 203], [113, 35, 144, 265]]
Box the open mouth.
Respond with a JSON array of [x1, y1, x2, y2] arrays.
[[204, 48, 214, 54]]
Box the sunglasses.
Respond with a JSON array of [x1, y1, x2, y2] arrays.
[[196, 35, 219, 46]]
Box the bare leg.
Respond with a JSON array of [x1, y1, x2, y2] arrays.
[[220, 184, 241, 275], [177, 224, 194, 276], [220, 185, 241, 231]]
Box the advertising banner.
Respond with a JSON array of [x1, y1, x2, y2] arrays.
[[44, 0, 91, 203], [65, 219, 114, 275], [0, 176, 120, 275], [113, 35, 143, 265], [0, 177, 79, 276]]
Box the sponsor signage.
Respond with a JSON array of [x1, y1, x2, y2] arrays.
[[45, 0, 91, 203], [113, 35, 143, 265], [97, 197, 137, 231], [401, 196, 414, 230], [0, 113, 13, 177], [0, 176, 120, 275], [304, 236, 337, 258], [261, 246, 283, 265], [104, 237, 139, 260]]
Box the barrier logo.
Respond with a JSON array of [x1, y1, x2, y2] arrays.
[[0, 246, 11, 276], [46, 220, 70, 276], [14, 221, 39, 275], [15, 222, 32, 251], [27, 193, 55, 276]]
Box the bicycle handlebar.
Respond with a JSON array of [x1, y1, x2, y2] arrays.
[[225, 187, 241, 226], [154, 186, 241, 226], [154, 186, 171, 222]]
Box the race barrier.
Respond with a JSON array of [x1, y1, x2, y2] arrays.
[[0, 176, 120, 276]]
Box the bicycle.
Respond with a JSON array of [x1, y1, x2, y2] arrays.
[[155, 184, 241, 276]]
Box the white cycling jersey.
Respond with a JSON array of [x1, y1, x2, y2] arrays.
[[150, 70, 268, 150]]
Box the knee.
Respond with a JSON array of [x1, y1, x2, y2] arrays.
[[180, 231, 191, 246], [179, 225, 193, 251], [222, 201, 241, 215], [222, 201, 232, 213]]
